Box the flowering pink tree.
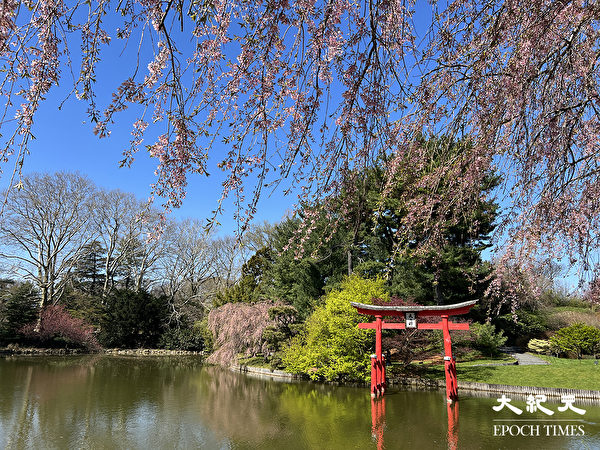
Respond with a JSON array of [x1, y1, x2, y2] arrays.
[[584, 277, 600, 309], [20, 304, 101, 351], [1, 1, 600, 283], [206, 301, 276, 366]]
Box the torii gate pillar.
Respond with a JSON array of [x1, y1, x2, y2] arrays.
[[441, 314, 458, 403], [351, 300, 477, 403]]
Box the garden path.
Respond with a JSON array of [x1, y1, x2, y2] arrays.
[[500, 347, 549, 365]]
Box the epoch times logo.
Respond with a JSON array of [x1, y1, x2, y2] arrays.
[[492, 394, 586, 437]]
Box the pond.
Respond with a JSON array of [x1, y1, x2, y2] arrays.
[[0, 356, 599, 449]]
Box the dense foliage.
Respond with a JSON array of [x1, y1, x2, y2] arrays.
[[527, 339, 551, 355], [281, 276, 388, 382], [99, 289, 169, 348], [261, 147, 497, 322], [159, 318, 205, 352], [550, 323, 600, 359], [0, 282, 39, 343], [20, 305, 101, 351], [470, 323, 507, 357], [262, 305, 302, 357]]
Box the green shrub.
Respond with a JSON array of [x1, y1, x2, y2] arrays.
[[492, 310, 547, 345], [549, 323, 600, 359], [263, 305, 301, 354], [527, 338, 551, 354], [281, 275, 388, 382], [470, 322, 507, 357], [159, 321, 205, 351], [61, 288, 104, 328], [194, 318, 213, 354]]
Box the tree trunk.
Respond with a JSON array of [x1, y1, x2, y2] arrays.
[[434, 270, 443, 305], [347, 250, 353, 276]]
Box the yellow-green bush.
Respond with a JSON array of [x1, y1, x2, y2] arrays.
[[549, 323, 600, 359], [281, 275, 388, 382], [527, 338, 551, 354]]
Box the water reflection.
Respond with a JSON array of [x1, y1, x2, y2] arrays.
[[447, 402, 459, 450], [0, 356, 599, 449], [370, 393, 459, 450], [371, 398, 385, 450], [194, 366, 375, 449]]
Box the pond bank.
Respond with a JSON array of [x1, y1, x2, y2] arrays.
[[5, 349, 598, 401], [233, 364, 600, 401], [397, 377, 600, 400], [0, 346, 202, 356]]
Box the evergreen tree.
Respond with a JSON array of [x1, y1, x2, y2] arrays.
[[269, 138, 499, 313], [266, 217, 348, 318], [332, 138, 499, 306], [214, 247, 275, 306], [0, 282, 40, 343], [99, 290, 168, 348], [72, 240, 106, 296]]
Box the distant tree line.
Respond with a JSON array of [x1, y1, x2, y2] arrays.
[[0, 171, 266, 350], [1, 165, 598, 372]]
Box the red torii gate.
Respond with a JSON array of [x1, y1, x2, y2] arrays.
[[351, 300, 477, 403]]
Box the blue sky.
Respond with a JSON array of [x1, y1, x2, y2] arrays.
[[0, 1, 441, 238], [0, 4, 307, 236], [0, 2, 586, 292], [1, 1, 439, 238], [0, 60, 295, 237]]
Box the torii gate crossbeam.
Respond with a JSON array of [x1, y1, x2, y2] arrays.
[[351, 300, 477, 403]]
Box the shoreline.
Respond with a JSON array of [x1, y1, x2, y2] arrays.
[[5, 350, 599, 401], [232, 363, 600, 401], [0, 346, 202, 356]]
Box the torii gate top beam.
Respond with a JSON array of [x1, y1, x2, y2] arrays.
[[350, 300, 477, 317]]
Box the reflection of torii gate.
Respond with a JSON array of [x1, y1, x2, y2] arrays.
[[351, 300, 477, 403]]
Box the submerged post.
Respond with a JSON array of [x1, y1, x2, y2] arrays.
[[370, 354, 377, 397], [375, 315, 385, 396]]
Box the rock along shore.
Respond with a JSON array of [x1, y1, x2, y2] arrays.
[[0, 345, 202, 356]]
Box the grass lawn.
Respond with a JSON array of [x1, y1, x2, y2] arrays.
[[550, 305, 595, 313], [237, 355, 272, 368], [407, 355, 600, 391], [456, 354, 516, 366]]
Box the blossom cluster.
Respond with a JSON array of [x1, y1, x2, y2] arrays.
[[1, 0, 600, 295]]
